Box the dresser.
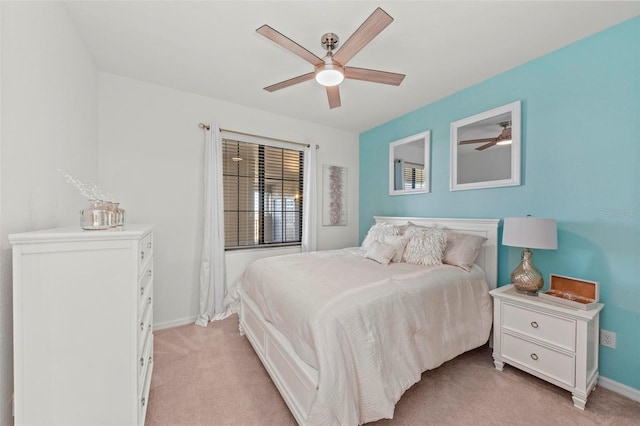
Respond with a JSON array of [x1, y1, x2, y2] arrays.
[[490, 285, 603, 409], [10, 224, 155, 425]]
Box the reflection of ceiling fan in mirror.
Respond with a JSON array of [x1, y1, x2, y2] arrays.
[[256, 7, 405, 109], [459, 121, 512, 151]]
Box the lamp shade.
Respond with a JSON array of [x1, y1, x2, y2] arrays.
[[315, 64, 344, 86], [502, 217, 558, 250]]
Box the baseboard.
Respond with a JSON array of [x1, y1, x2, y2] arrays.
[[598, 376, 640, 403], [153, 315, 197, 331]]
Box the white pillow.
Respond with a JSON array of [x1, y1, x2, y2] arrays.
[[402, 227, 448, 266], [361, 222, 400, 251], [443, 231, 487, 271], [384, 235, 410, 263], [365, 240, 397, 265]]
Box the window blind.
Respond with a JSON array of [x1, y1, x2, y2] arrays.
[[403, 163, 425, 190], [222, 139, 304, 249]]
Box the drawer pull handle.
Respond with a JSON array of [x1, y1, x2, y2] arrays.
[[141, 251, 145, 261], [140, 357, 144, 367], [530, 353, 539, 361], [141, 397, 146, 407], [147, 242, 152, 249], [148, 297, 152, 305], [140, 286, 144, 296], [140, 322, 144, 332], [530, 321, 539, 329], [148, 269, 153, 277], [148, 324, 152, 331]]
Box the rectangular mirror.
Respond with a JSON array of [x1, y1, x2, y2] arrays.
[[389, 130, 431, 195], [450, 101, 521, 191]]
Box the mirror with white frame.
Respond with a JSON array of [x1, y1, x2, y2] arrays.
[[450, 101, 521, 191], [389, 130, 431, 195]]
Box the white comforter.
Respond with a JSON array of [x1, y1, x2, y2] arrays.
[[241, 247, 492, 425]]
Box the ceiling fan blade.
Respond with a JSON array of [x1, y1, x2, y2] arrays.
[[257, 25, 324, 66], [326, 85, 341, 109], [332, 7, 393, 66], [264, 72, 315, 92], [476, 141, 497, 151], [344, 67, 405, 86], [459, 138, 497, 145]]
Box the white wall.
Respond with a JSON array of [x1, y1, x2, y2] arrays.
[[98, 73, 359, 328], [0, 2, 99, 424]]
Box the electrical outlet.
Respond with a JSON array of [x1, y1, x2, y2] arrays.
[[600, 329, 616, 349]]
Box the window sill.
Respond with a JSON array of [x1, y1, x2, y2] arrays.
[[225, 243, 301, 252]]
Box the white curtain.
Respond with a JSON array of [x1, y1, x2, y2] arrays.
[[301, 144, 317, 252], [196, 123, 230, 327], [394, 159, 404, 191]]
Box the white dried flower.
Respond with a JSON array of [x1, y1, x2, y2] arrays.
[[58, 169, 112, 201]]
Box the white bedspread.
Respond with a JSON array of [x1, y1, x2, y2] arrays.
[[241, 247, 492, 425]]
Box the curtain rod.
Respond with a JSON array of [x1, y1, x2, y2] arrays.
[[198, 123, 317, 149]]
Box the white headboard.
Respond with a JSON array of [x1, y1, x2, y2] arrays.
[[374, 216, 500, 290]]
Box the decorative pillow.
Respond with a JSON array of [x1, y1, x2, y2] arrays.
[[402, 227, 448, 266], [364, 240, 397, 265], [384, 235, 410, 263], [361, 222, 400, 251], [397, 222, 410, 235], [443, 231, 487, 271], [402, 221, 429, 235]]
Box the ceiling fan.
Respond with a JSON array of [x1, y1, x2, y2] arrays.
[[256, 7, 405, 109], [459, 121, 513, 151]]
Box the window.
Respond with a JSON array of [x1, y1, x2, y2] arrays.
[[222, 138, 304, 249], [403, 162, 425, 190]]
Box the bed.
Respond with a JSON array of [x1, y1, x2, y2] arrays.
[[238, 216, 499, 425]]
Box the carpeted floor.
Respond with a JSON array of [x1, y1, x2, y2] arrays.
[[146, 315, 640, 425]]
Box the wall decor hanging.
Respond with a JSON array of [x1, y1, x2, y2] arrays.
[[322, 164, 347, 226]]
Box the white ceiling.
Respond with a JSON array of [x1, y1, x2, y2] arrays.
[[65, 1, 639, 134]]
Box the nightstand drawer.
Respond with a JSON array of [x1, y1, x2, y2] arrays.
[[502, 332, 575, 387], [503, 302, 576, 351]]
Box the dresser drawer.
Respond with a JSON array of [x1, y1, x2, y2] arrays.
[[138, 338, 153, 426], [502, 302, 576, 351], [138, 263, 153, 317], [138, 295, 153, 355], [138, 330, 153, 390], [502, 332, 575, 387], [139, 232, 153, 272]]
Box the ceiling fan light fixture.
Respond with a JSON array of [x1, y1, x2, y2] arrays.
[[315, 64, 344, 87], [496, 139, 512, 146]]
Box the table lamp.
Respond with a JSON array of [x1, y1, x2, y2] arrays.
[[502, 216, 558, 294]]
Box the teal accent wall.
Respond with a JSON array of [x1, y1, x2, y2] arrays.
[[360, 17, 639, 390]]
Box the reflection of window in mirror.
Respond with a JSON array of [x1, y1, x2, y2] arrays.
[[395, 159, 425, 190], [389, 131, 431, 195]]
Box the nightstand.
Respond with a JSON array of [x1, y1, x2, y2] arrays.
[[490, 285, 604, 409]]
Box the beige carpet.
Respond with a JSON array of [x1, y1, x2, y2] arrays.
[[146, 315, 640, 425]]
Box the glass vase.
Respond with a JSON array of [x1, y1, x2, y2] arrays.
[[80, 200, 112, 230], [114, 203, 126, 227]]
